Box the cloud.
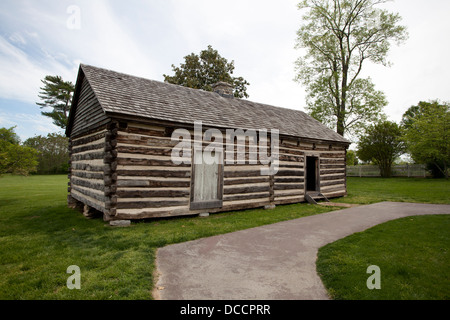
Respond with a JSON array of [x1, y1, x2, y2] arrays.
[[69, 0, 156, 78], [164, 0, 306, 108], [0, 35, 45, 103], [0, 111, 61, 142], [0, 0, 305, 107], [0, 0, 162, 104], [8, 32, 27, 46], [359, 0, 450, 122], [1, 0, 450, 142]]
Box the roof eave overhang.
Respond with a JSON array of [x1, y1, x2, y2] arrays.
[[104, 110, 351, 147]]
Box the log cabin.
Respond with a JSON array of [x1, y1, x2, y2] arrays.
[[66, 64, 351, 221]]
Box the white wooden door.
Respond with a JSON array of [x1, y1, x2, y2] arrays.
[[190, 149, 223, 210]]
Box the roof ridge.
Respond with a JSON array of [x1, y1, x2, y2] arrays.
[[75, 64, 350, 144], [81, 63, 212, 95], [80, 64, 311, 115]]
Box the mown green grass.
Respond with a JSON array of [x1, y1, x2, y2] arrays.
[[317, 215, 450, 300], [1, 175, 448, 300], [0, 175, 336, 300], [340, 177, 450, 204], [319, 177, 450, 300]]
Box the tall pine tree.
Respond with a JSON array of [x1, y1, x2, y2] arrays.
[[36, 75, 75, 130]]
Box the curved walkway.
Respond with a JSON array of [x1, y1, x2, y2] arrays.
[[155, 202, 450, 300]]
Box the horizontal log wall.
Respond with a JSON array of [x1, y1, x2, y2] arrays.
[[272, 139, 347, 205], [69, 129, 108, 213], [114, 123, 192, 219], [223, 163, 271, 211], [114, 123, 278, 218], [78, 121, 348, 220], [319, 149, 347, 198], [273, 139, 306, 205]]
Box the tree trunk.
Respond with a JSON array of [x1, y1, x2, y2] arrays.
[[446, 162, 449, 179], [379, 164, 392, 178], [433, 161, 448, 179], [336, 108, 345, 136], [443, 161, 448, 180], [337, 57, 349, 137]]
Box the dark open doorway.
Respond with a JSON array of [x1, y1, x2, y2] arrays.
[[306, 156, 319, 192]]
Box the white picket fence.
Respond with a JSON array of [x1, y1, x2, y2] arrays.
[[347, 164, 429, 177]]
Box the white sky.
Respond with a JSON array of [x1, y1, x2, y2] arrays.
[[0, 0, 449, 143]]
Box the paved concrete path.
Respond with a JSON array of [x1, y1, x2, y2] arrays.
[[155, 202, 450, 300]]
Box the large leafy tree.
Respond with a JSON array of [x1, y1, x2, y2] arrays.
[[24, 133, 69, 174], [402, 101, 450, 179], [295, 0, 408, 137], [346, 149, 358, 166], [0, 127, 38, 176], [357, 121, 404, 177], [36, 75, 75, 130], [164, 45, 250, 99]]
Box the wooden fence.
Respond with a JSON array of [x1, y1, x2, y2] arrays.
[[347, 164, 429, 178]]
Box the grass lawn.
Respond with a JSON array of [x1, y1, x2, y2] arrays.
[[0, 175, 448, 299], [317, 215, 450, 300], [339, 177, 450, 204], [0, 174, 337, 300], [319, 177, 449, 300]]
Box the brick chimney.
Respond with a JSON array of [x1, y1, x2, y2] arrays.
[[212, 82, 234, 98]]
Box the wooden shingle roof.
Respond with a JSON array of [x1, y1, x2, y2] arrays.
[[67, 64, 350, 144]]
